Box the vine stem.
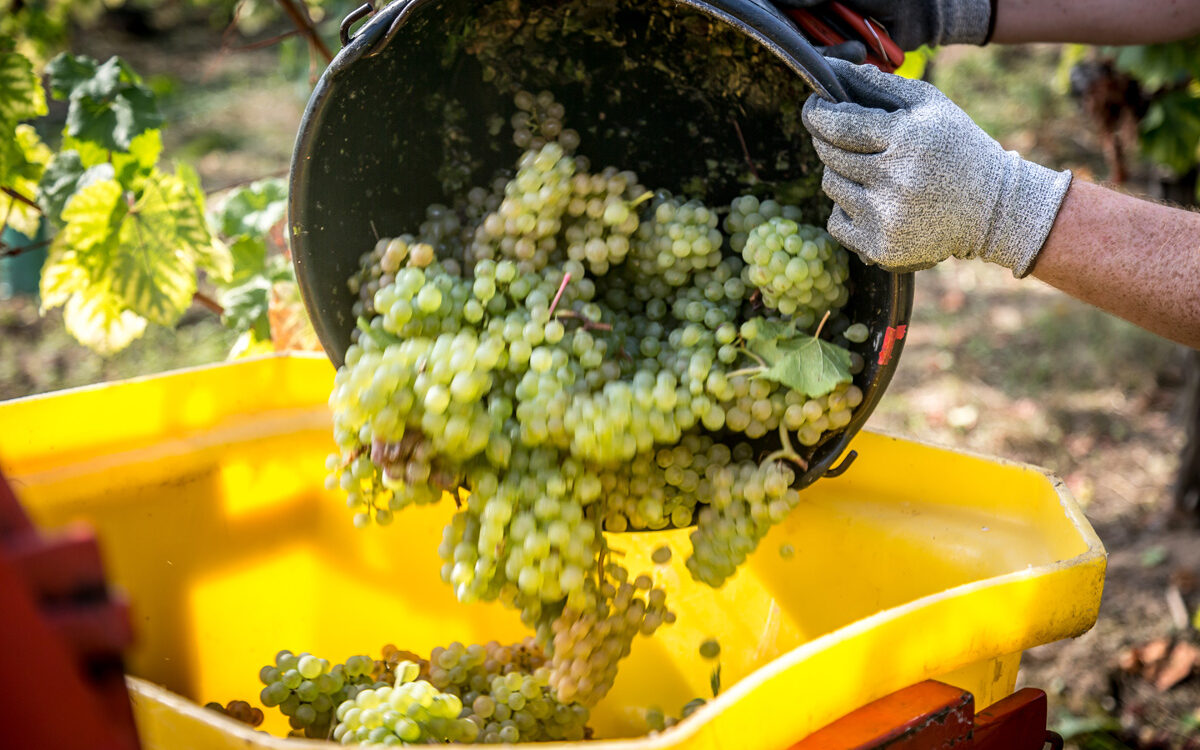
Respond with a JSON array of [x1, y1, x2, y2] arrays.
[[2, 187, 41, 212], [275, 0, 334, 64], [193, 291, 224, 316], [0, 237, 53, 258]]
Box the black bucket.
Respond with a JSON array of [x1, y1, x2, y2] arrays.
[[289, 0, 914, 491]]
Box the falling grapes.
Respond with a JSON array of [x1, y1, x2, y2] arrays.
[[305, 87, 881, 743]]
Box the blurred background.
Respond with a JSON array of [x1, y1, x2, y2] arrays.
[[2, 3, 1199, 747]]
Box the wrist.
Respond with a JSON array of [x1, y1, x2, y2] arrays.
[[978, 156, 1073, 277]]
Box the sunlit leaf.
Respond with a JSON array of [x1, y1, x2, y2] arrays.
[[0, 124, 52, 236], [0, 50, 48, 125], [40, 246, 147, 354], [38, 150, 115, 226], [107, 171, 203, 324]]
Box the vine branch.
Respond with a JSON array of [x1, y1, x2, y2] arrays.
[[275, 0, 334, 65], [193, 291, 225, 316], [2, 187, 42, 212]]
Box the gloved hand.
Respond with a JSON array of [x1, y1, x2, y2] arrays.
[[774, 0, 993, 51], [801, 58, 1072, 276]]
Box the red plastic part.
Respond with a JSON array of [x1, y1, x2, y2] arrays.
[[974, 688, 1048, 750], [789, 681, 1052, 750], [790, 680, 974, 749], [0, 471, 140, 750], [784, 4, 904, 73]]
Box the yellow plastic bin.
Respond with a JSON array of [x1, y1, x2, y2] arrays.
[[0, 354, 1106, 749]]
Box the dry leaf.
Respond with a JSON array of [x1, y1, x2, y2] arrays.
[[1153, 642, 1198, 692]]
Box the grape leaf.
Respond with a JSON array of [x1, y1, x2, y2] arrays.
[[56, 177, 125, 261], [174, 163, 233, 283], [38, 150, 115, 226], [0, 50, 48, 125], [40, 246, 148, 354], [212, 178, 288, 239], [45, 53, 98, 99], [46, 53, 163, 152], [221, 277, 272, 339], [107, 170, 210, 323], [757, 336, 853, 398], [217, 254, 293, 337], [0, 124, 52, 236]]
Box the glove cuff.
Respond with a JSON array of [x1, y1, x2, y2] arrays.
[[935, 0, 993, 46], [979, 155, 1072, 277]]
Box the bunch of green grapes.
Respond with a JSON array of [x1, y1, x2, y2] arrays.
[[324, 88, 876, 714], [258, 651, 383, 738], [740, 218, 851, 323], [333, 668, 480, 744], [630, 196, 723, 286], [560, 166, 646, 274], [549, 568, 674, 706]]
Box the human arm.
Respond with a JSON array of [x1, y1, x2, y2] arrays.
[[991, 0, 1200, 45], [1029, 180, 1200, 349], [774, 0, 1200, 50], [801, 59, 1200, 349]]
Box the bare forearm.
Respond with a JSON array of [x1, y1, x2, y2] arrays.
[[992, 0, 1200, 44], [1029, 180, 1200, 349]]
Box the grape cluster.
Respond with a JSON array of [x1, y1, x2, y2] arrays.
[[549, 569, 674, 706], [630, 196, 724, 286], [333, 670, 480, 744], [258, 651, 383, 738], [686, 459, 803, 587], [740, 217, 850, 323], [471, 142, 575, 273], [561, 166, 646, 274], [511, 89, 580, 153], [325, 89, 874, 714]]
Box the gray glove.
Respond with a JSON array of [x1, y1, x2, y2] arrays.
[[775, 0, 993, 50], [801, 58, 1072, 276]]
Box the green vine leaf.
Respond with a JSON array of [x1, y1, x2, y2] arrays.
[[38, 151, 114, 226], [0, 124, 52, 236], [0, 50, 48, 125], [212, 177, 288, 239], [105, 169, 220, 323], [761, 338, 852, 398], [209, 177, 287, 286], [44, 167, 230, 351], [40, 246, 148, 354], [746, 320, 853, 399], [46, 53, 164, 152]]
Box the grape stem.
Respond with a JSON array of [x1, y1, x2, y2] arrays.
[[548, 272, 572, 316], [814, 310, 831, 339], [726, 366, 764, 379], [629, 191, 655, 209], [552, 310, 613, 331], [736, 347, 767, 368], [764, 423, 809, 470]]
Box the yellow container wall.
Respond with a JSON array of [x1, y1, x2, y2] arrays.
[[0, 355, 1105, 749]]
